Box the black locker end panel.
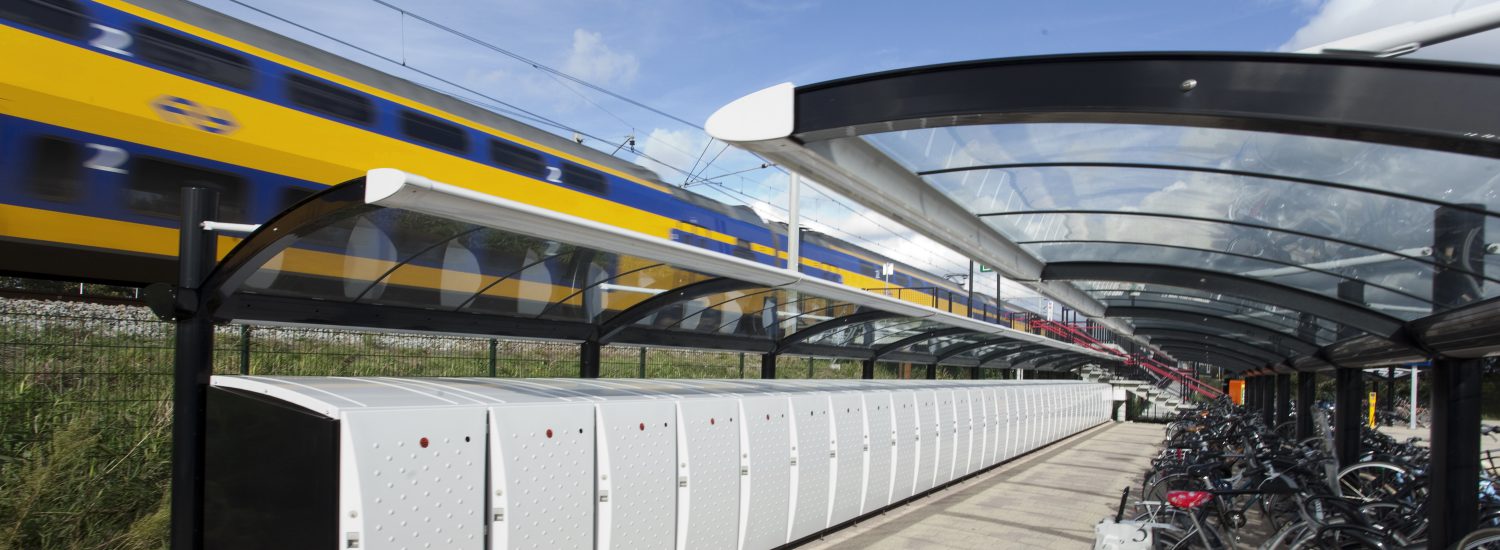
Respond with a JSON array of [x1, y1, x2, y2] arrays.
[[206, 386, 338, 549]]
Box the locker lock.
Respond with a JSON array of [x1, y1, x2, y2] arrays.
[[346, 532, 360, 548]]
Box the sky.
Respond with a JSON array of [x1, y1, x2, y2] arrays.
[[190, 0, 1500, 308]]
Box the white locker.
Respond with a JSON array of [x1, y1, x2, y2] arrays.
[[341, 407, 487, 550], [935, 391, 956, 485], [954, 390, 974, 477], [827, 392, 865, 527], [596, 400, 677, 550], [787, 394, 832, 542], [738, 395, 791, 550], [985, 387, 1001, 466], [974, 389, 990, 469], [914, 390, 939, 493], [490, 403, 595, 550], [861, 391, 894, 512], [890, 391, 919, 502], [676, 397, 741, 550]]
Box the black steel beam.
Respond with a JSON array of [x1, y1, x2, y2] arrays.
[[580, 340, 600, 378], [1107, 307, 1320, 353], [218, 294, 598, 341], [792, 52, 1500, 159], [926, 363, 937, 380], [977, 343, 1050, 364], [772, 310, 900, 353], [761, 353, 777, 379], [871, 327, 973, 360], [171, 187, 219, 550], [933, 339, 1015, 363], [595, 277, 763, 344], [862, 358, 875, 379], [1045, 262, 1403, 337], [1334, 368, 1363, 468]]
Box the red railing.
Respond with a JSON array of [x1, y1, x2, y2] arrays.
[[1032, 319, 1223, 400]]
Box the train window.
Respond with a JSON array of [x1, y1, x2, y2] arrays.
[[127, 157, 249, 222], [399, 110, 467, 153], [488, 140, 545, 178], [1, 0, 88, 39], [277, 186, 316, 213], [560, 163, 608, 195], [285, 74, 372, 125], [134, 26, 254, 90], [25, 137, 83, 202]]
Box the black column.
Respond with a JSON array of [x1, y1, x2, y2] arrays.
[[580, 340, 600, 378], [170, 188, 218, 550], [761, 353, 777, 379], [1261, 375, 1276, 426], [1296, 372, 1317, 440], [1332, 280, 1366, 467], [1334, 369, 1363, 467], [970, 366, 981, 379], [1248, 376, 1261, 410], [926, 363, 937, 380], [862, 358, 875, 380], [1428, 204, 1486, 549], [1385, 366, 1396, 426], [1275, 374, 1291, 430]]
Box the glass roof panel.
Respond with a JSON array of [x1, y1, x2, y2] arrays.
[[864, 123, 1500, 321]]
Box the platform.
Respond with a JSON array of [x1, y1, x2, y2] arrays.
[[804, 421, 1160, 549]]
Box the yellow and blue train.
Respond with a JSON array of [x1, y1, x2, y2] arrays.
[[0, 0, 1010, 327]]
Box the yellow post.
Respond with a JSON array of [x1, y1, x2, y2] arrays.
[[1368, 391, 1377, 429]]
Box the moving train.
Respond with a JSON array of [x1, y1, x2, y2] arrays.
[[0, 0, 1014, 331]]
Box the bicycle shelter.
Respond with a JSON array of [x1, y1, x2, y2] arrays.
[[707, 51, 1500, 548]]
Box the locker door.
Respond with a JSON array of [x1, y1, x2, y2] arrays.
[[954, 390, 973, 477], [676, 398, 740, 550], [986, 387, 1001, 466], [738, 396, 791, 550], [489, 403, 595, 550], [935, 391, 956, 484], [861, 391, 894, 513], [597, 400, 677, 550], [974, 389, 990, 469], [342, 407, 487, 550], [828, 393, 865, 526], [913, 390, 938, 493], [890, 391, 918, 502], [787, 394, 832, 542]]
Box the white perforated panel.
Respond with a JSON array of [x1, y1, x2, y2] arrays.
[[935, 391, 956, 485], [983, 388, 999, 467], [954, 390, 973, 477], [787, 393, 831, 541], [828, 393, 865, 526], [1005, 388, 1018, 461], [914, 390, 937, 493], [341, 407, 486, 550], [861, 392, 893, 513], [490, 403, 594, 550], [739, 396, 790, 550], [597, 400, 677, 550], [677, 398, 740, 550], [890, 392, 918, 502]]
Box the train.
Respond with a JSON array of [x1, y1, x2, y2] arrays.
[[0, 0, 1018, 331]]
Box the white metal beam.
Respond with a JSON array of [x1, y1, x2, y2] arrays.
[[1299, 1, 1500, 57]]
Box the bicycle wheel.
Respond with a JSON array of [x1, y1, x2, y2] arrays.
[[1335, 461, 1412, 504], [1459, 527, 1500, 549]]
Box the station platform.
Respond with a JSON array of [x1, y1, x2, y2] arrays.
[[804, 421, 1161, 549]]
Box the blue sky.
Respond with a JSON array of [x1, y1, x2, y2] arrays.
[[190, 0, 1500, 302]]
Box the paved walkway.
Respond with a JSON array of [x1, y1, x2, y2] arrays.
[[803, 422, 1163, 550]]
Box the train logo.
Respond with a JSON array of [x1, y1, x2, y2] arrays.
[[151, 96, 239, 134]]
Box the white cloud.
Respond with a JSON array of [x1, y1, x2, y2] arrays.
[[1280, 0, 1500, 63], [632, 127, 712, 182], [563, 29, 641, 88]]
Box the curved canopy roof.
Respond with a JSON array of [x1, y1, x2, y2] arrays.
[[188, 169, 1115, 370], [708, 51, 1500, 372]]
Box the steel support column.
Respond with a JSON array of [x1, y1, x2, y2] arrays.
[[170, 188, 218, 550], [926, 363, 937, 380], [1296, 372, 1317, 440], [1275, 374, 1291, 430], [580, 340, 601, 378], [862, 358, 875, 379], [1334, 368, 1364, 468], [1428, 204, 1486, 550], [761, 353, 777, 379], [970, 366, 981, 379], [1385, 366, 1396, 426], [1261, 375, 1276, 426]]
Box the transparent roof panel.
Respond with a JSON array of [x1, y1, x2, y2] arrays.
[[864, 123, 1500, 328]]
